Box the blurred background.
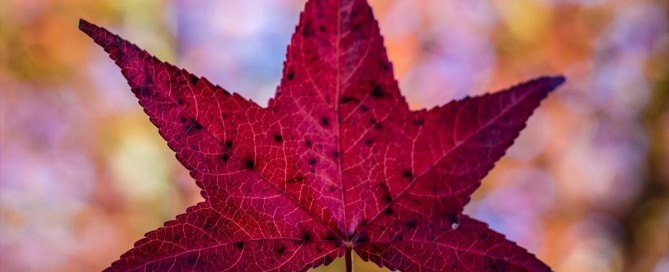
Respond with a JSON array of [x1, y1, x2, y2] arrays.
[[1, 0, 668, 271]]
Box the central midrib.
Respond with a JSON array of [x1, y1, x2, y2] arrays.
[[335, 0, 348, 241]]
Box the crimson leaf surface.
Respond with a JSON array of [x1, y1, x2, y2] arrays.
[[80, 0, 564, 271]]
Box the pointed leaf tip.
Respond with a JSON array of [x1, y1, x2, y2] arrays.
[[543, 75, 566, 93], [78, 19, 109, 44], [77, 20, 127, 54], [78, 19, 96, 36]]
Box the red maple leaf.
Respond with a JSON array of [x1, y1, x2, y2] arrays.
[[80, 0, 564, 271]]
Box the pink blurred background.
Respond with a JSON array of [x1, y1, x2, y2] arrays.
[[1, 0, 668, 271]]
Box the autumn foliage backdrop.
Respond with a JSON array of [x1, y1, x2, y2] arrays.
[[1, 0, 668, 271]]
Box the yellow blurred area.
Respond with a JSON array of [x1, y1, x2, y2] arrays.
[[1, 0, 668, 271], [495, 0, 553, 45]]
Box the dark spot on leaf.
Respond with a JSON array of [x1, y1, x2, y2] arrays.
[[183, 118, 203, 134], [379, 182, 392, 203], [302, 231, 312, 243], [371, 85, 384, 98], [431, 184, 442, 193], [381, 62, 390, 71], [392, 235, 403, 241], [480, 233, 488, 240], [361, 220, 368, 226], [111, 50, 126, 62], [245, 159, 255, 170], [448, 214, 459, 229], [320, 117, 330, 126], [369, 117, 377, 125], [360, 105, 369, 112], [305, 140, 312, 147], [324, 232, 339, 242], [319, 25, 326, 32], [178, 78, 188, 86], [220, 153, 229, 162], [286, 176, 304, 184], [384, 208, 393, 215], [331, 151, 339, 158], [114, 35, 121, 45], [329, 186, 335, 191], [402, 170, 413, 179], [225, 141, 233, 149], [176, 97, 184, 105], [488, 260, 507, 271], [302, 22, 314, 37], [190, 75, 199, 84], [339, 96, 357, 104], [203, 222, 213, 230], [135, 87, 151, 97], [308, 158, 317, 165], [413, 119, 425, 126], [382, 193, 392, 204], [364, 139, 373, 146], [273, 134, 283, 142], [355, 232, 370, 243], [406, 220, 417, 230], [287, 71, 295, 80], [276, 244, 286, 254], [143, 68, 154, 84], [233, 241, 244, 249], [369, 245, 383, 255], [185, 254, 197, 265]]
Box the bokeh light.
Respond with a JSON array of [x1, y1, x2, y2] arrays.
[[1, 0, 667, 271]]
